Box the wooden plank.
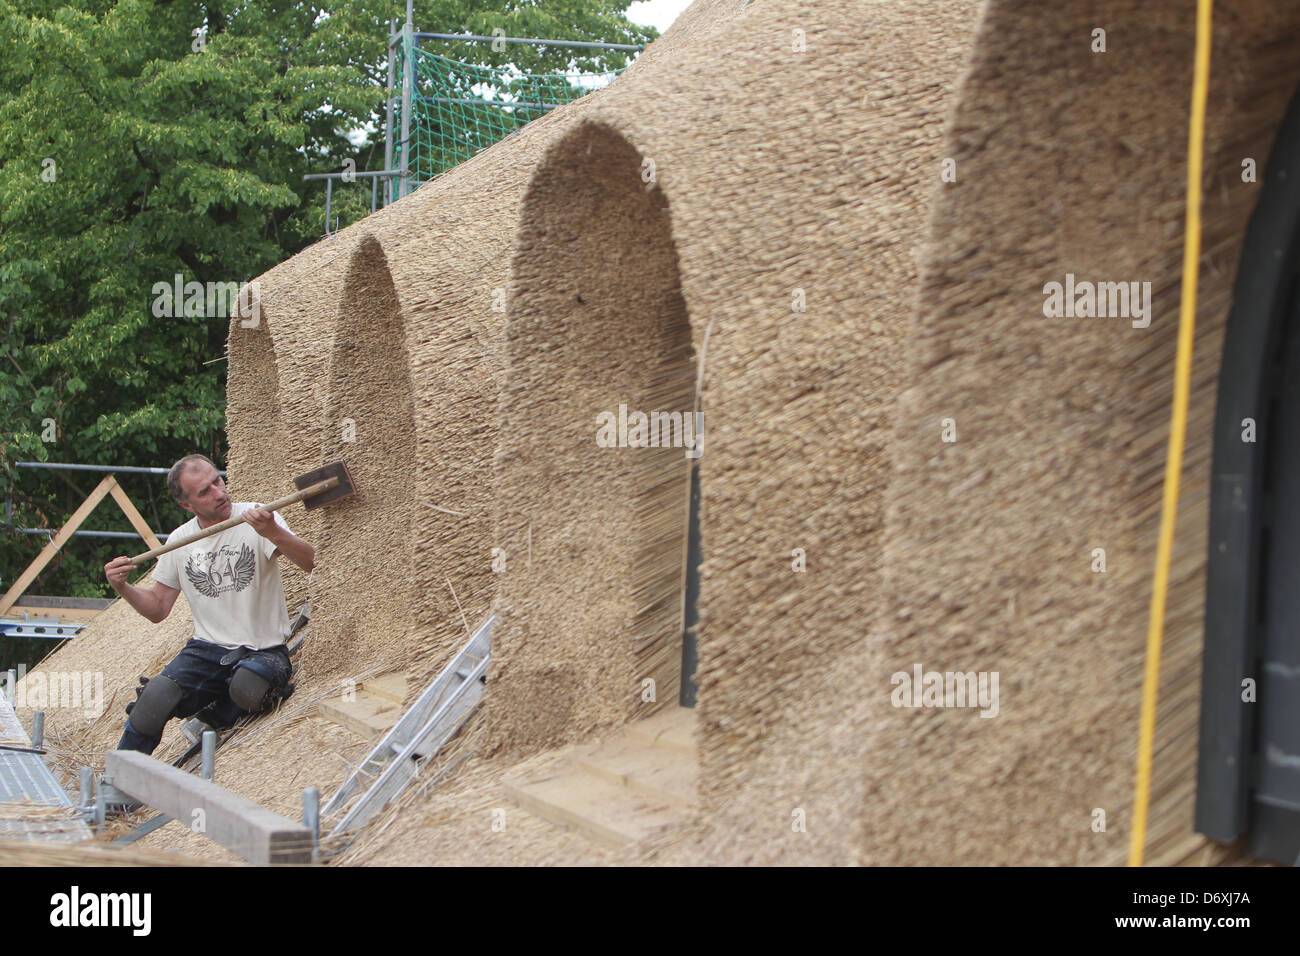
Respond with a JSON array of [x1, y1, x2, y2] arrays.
[[570, 740, 699, 809], [8, 606, 104, 622], [108, 482, 163, 552], [104, 751, 313, 864], [363, 673, 409, 705], [502, 767, 688, 849], [316, 692, 402, 740], [0, 476, 118, 618], [623, 705, 696, 755]]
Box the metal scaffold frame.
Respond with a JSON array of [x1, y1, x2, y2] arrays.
[[304, 9, 643, 236]]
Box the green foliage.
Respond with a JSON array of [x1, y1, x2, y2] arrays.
[[0, 0, 654, 603]]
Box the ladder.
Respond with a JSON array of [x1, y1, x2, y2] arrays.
[[0, 622, 83, 640], [323, 616, 491, 834]]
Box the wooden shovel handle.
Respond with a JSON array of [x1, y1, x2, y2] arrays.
[[128, 477, 338, 567]]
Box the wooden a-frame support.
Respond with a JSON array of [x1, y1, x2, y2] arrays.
[[0, 474, 163, 619]]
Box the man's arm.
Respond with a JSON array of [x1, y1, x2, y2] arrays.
[[104, 557, 182, 623], [243, 506, 315, 572]]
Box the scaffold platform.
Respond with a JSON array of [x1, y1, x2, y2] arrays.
[[0, 691, 91, 844]]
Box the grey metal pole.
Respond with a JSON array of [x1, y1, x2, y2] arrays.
[[11, 527, 170, 541], [399, 19, 413, 200], [303, 787, 320, 863], [324, 177, 333, 237], [416, 32, 643, 51], [79, 766, 93, 811], [13, 461, 185, 475], [4, 669, 14, 701], [303, 170, 401, 180], [200, 730, 216, 781], [384, 19, 395, 207], [31, 711, 44, 749], [94, 790, 106, 827]]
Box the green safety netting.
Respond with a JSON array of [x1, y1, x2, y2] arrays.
[[393, 35, 632, 191]]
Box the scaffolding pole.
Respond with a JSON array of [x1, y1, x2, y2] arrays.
[[385, 18, 396, 207], [416, 32, 642, 51], [399, 15, 413, 201], [13, 461, 227, 477]]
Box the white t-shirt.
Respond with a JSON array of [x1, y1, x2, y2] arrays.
[[153, 503, 293, 650]]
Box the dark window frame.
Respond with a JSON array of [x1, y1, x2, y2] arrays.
[[1197, 82, 1300, 847]]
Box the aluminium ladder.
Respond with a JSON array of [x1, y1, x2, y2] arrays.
[[323, 616, 491, 834]]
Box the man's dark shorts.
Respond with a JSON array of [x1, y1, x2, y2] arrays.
[[160, 638, 292, 719], [117, 638, 291, 755]]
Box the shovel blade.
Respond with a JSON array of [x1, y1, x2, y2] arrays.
[[295, 461, 357, 509]]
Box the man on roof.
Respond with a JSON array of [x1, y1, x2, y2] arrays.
[[102, 453, 316, 764]]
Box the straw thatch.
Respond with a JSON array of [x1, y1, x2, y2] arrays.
[[487, 121, 695, 755], [16, 0, 1300, 866], [869, 0, 1300, 865], [0, 840, 217, 866]]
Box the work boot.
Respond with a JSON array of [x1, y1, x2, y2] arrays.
[[97, 778, 141, 815], [181, 717, 216, 745]]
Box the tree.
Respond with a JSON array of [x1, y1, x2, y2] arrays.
[[0, 0, 654, 655]]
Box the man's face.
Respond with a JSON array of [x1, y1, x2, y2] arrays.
[[178, 462, 231, 523]]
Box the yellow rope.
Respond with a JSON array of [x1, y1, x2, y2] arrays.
[[1129, 0, 1214, 868]]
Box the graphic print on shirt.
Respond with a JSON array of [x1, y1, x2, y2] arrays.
[[184, 542, 257, 599]]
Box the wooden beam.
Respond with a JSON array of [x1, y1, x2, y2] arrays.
[[8, 606, 104, 622], [0, 476, 118, 619], [105, 751, 313, 864], [108, 482, 163, 552]]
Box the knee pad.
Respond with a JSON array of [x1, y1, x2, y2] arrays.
[[128, 675, 183, 737], [229, 666, 272, 712]]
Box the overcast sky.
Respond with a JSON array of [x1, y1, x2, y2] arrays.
[[626, 0, 696, 33]]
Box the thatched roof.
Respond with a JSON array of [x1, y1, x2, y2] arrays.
[[16, 0, 1300, 865]]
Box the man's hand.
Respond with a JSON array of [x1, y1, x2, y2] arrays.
[[243, 505, 316, 573], [105, 555, 134, 591], [242, 505, 279, 538], [105, 556, 181, 623]]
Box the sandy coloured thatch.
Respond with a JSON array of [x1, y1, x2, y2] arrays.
[[0, 839, 216, 866], [15, 0, 1300, 866], [868, 0, 1300, 865]]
